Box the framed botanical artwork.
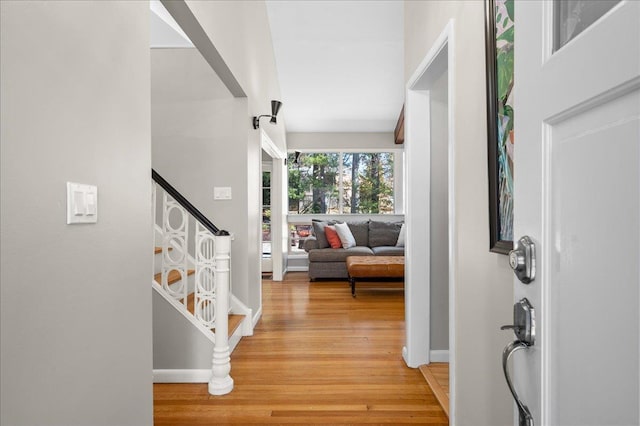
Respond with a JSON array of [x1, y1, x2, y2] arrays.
[[485, 0, 514, 254]]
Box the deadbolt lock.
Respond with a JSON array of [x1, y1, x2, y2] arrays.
[[509, 236, 536, 284]]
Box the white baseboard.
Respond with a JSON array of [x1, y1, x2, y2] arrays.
[[286, 266, 308, 272], [429, 350, 449, 363], [153, 369, 211, 383], [252, 306, 262, 329]]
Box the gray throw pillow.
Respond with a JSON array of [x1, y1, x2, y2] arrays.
[[368, 221, 403, 247], [347, 221, 369, 247], [311, 219, 335, 249]]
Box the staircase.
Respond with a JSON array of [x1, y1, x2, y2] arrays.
[[151, 169, 252, 396], [152, 251, 248, 342]]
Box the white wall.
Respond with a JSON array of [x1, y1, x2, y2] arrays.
[[430, 72, 449, 351], [0, 2, 153, 425], [152, 291, 213, 369], [405, 2, 514, 425], [156, 0, 286, 315], [151, 48, 260, 311], [185, 0, 287, 153], [287, 132, 395, 151]]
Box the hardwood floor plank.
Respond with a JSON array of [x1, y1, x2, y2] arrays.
[[419, 363, 449, 418], [154, 272, 448, 424]]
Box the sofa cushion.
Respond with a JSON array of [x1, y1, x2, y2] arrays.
[[311, 219, 336, 249], [303, 236, 319, 251], [395, 223, 406, 247], [308, 246, 374, 262], [368, 221, 403, 247], [371, 246, 405, 256], [347, 221, 369, 247], [335, 222, 356, 248]]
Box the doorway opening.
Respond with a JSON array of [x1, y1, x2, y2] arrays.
[[261, 159, 273, 277], [260, 131, 286, 281], [404, 20, 456, 422]]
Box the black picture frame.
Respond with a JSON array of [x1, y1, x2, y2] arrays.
[[485, 0, 514, 255]]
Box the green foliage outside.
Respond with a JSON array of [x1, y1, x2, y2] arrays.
[[288, 152, 394, 214]]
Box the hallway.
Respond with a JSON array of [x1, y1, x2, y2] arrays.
[[154, 272, 447, 424]]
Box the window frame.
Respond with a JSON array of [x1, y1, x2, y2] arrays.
[[287, 148, 404, 215]]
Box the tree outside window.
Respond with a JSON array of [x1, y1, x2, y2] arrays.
[[288, 152, 394, 214]]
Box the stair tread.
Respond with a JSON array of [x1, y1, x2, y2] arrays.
[[154, 269, 195, 286], [154, 246, 173, 254], [222, 314, 246, 337]]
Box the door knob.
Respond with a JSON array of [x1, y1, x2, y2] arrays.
[[509, 236, 536, 284]]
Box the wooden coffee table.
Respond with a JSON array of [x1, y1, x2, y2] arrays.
[[346, 256, 405, 297]]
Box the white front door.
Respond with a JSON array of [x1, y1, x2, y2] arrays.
[[512, 1, 639, 425]]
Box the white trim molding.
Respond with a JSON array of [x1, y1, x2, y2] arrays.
[[153, 369, 212, 383], [151, 281, 215, 344], [286, 266, 309, 272], [404, 18, 457, 425], [429, 350, 450, 363], [252, 306, 263, 330]]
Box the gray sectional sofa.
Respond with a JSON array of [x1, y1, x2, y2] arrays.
[[303, 219, 404, 280]]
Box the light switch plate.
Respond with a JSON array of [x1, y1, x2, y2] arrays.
[[67, 182, 98, 224], [214, 187, 232, 200]]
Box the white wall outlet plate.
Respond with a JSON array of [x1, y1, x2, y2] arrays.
[[214, 186, 232, 200], [67, 182, 98, 224]]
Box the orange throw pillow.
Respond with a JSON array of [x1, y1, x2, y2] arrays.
[[324, 225, 342, 249]]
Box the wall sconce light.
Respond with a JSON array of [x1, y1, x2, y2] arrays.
[[293, 151, 302, 165], [252, 100, 283, 129]]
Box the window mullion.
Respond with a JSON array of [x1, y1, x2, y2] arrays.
[[338, 152, 344, 214]]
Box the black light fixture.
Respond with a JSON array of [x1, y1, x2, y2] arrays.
[[252, 100, 283, 129], [294, 151, 302, 165]]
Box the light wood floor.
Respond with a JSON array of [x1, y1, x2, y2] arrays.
[[154, 272, 448, 425], [419, 363, 449, 418]]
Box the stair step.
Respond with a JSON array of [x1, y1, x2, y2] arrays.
[[225, 314, 246, 337], [185, 293, 245, 338], [154, 269, 195, 285], [154, 246, 173, 254]]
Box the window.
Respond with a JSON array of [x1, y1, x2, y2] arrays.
[[288, 152, 395, 214], [262, 170, 271, 256]]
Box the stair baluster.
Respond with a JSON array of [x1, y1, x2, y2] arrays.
[[195, 223, 216, 328], [161, 192, 189, 306]]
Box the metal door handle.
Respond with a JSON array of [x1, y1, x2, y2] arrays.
[[503, 341, 534, 426], [501, 298, 536, 346]]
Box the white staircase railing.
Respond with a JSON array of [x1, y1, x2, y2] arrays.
[[161, 191, 189, 305], [152, 170, 233, 395]]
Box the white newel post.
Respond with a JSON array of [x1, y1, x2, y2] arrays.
[[208, 231, 233, 395]]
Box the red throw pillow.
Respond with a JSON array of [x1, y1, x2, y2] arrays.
[[324, 225, 342, 249]]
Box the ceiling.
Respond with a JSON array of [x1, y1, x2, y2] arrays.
[[149, 0, 193, 48], [151, 1, 405, 134], [265, 1, 404, 133]]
